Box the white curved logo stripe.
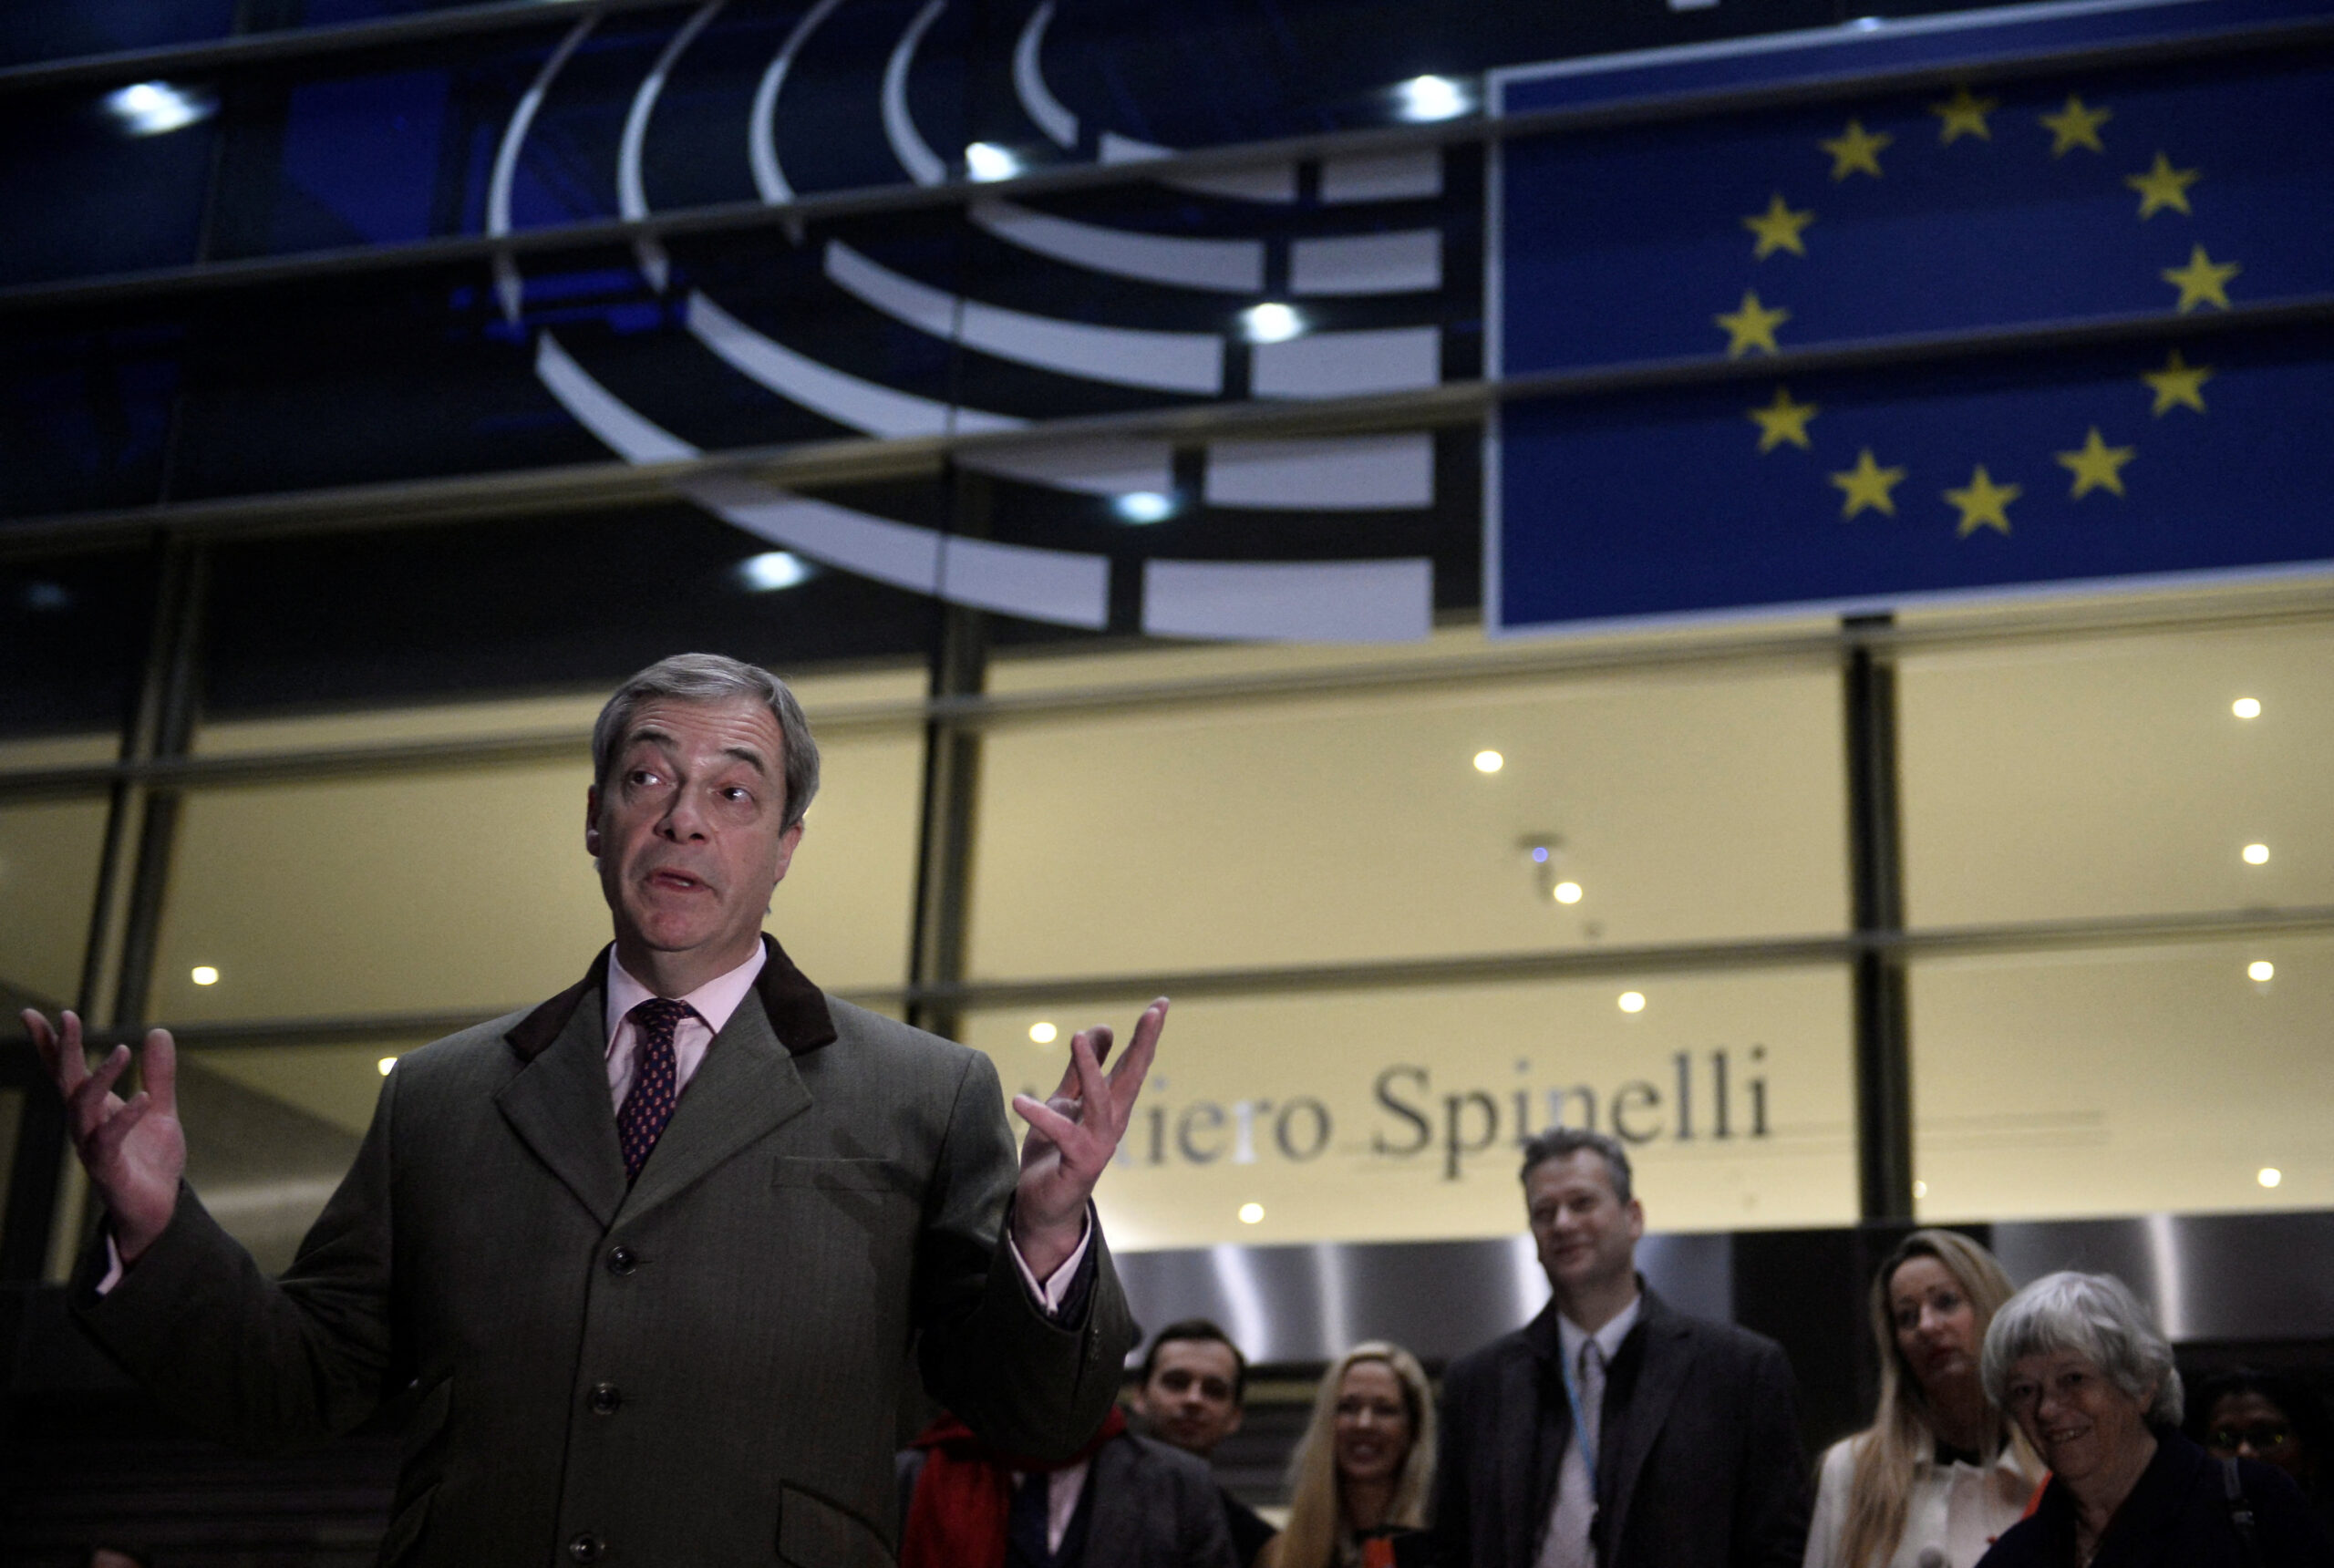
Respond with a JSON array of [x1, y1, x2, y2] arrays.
[[489, 14, 600, 320], [620, 0, 728, 292], [1099, 130, 1296, 204], [749, 0, 851, 205], [1013, 0, 1079, 147], [685, 290, 1172, 494], [685, 289, 1019, 439], [1142, 557, 1431, 641], [1288, 230, 1441, 295], [539, 332, 1111, 627], [1253, 326, 1441, 397], [1320, 149, 1444, 203], [970, 198, 1264, 293], [883, 0, 951, 187], [1204, 436, 1434, 511], [824, 239, 1224, 395]]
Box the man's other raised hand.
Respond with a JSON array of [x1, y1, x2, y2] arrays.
[[1008, 998, 1166, 1282], [24, 1009, 184, 1264]]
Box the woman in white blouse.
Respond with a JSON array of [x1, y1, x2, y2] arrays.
[[1805, 1231, 2041, 1568]]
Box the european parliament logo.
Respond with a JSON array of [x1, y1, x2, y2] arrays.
[[1492, 30, 2334, 632]]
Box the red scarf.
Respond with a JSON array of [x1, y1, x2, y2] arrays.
[[899, 1408, 1128, 1568]]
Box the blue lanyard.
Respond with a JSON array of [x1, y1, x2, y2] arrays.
[[1561, 1343, 1599, 1481]]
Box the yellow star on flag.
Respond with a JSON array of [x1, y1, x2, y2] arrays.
[[2163, 245, 2239, 312], [1931, 87, 1998, 144], [1748, 387, 1820, 452], [1831, 449, 1906, 519], [2056, 428, 2136, 498], [1945, 466, 2021, 537], [2125, 151, 2200, 218], [1743, 193, 1816, 260], [1821, 119, 1892, 181], [2039, 94, 2112, 156], [1716, 291, 1790, 356], [2141, 349, 2213, 416]]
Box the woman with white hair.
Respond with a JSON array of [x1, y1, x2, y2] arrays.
[[1976, 1272, 2333, 1567], [1263, 1342, 1434, 1568]]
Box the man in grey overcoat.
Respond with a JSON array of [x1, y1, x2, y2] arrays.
[[26, 653, 1166, 1568]]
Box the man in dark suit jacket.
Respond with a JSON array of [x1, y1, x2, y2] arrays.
[[28, 653, 1168, 1568], [1431, 1128, 1810, 1568]]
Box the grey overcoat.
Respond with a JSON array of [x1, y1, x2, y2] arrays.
[[72, 938, 1136, 1567]]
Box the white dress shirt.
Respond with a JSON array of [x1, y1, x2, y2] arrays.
[[1536, 1294, 1644, 1568], [1802, 1431, 2035, 1568]]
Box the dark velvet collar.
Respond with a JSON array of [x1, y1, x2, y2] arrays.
[[503, 934, 839, 1062]]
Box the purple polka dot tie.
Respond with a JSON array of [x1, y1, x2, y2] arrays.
[[617, 997, 693, 1181]]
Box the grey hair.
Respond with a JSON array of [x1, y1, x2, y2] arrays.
[[591, 654, 821, 830], [1519, 1126, 1634, 1205], [1981, 1271, 2184, 1427]]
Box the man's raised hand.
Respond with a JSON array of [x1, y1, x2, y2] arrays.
[[1008, 998, 1166, 1282], [23, 1009, 184, 1264]]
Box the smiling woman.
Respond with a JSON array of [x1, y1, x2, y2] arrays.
[[1979, 1273, 2334, 1567], [1267, 1342, 1434, 1568]]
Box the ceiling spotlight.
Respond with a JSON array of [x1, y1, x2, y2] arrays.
[[1473, 749, 1504, 774], [964, 140, 1021, 181], [735, 551, 813, 591], [1112, 490, 1177, 524], [190, 965, 220, 985], [378, 1057, 398, 1076], [1392, 74, 1472, 123], [1028, 1021, 1058, 1044], [1240, 302, 1305, 344], [1554, 881, 1584, 904], [2232, 696, 2262, 719], [1617, 991, 1646, 1014], [1912, 1180, 1928, 1198], [105, 80, 215, 137], [2243, 842, 2271, 865], [2248, 960, 2275, 982], [2258, 1167, 2283, 1189], [1238, 1202, 1265, 1224]]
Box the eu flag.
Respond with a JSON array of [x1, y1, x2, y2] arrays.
[[1491, 30, 2334, 632]]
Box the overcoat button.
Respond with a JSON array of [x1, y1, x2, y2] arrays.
[[590, 1382, 621, 1415], [606, 1245, 637, 1275], [568, 1532, 604, 1562]]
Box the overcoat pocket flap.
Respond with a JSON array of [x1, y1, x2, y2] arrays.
[[778, 1482, 893, 1568]]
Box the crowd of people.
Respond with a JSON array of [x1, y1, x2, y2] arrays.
[[894, 1128, 2334, 1568]]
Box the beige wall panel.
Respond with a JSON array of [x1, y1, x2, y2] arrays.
[[1911, 939, 2334, 1221], [150, 727, 920, 1022], [964, 965, 1854, 1251], [968, 667, 1847, 979], [1901, 623, 2334, 925], [0, 799, 109, 1006]]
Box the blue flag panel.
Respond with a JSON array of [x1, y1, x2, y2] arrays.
[[1493, 325, 2334, 631], [1490, 10, 2334, 632]]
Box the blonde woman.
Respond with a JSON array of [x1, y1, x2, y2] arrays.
[[1265, 1342, 1435, 1568], [1805, 1232, 2040, 1568]]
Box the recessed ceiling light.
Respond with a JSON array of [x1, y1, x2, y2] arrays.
[[735, 551, 812, 591], [1554, 881, 1584, 904], [1028, 1021, 1057, 1045], [1240, 302, 1304, 344], [1473, 749, 1503, 774], [964, 140, 1020, 181], [1913, 1180, 1928, 1198], [1238, 1202, 1265, 1223], [1112, 490, 1176, 524], [1617, 991, 1646, 1014], [2257, 1167, 2282, 1189], [2232, 696, 2261, 719], [190, 965, 219, 985], [2243, 842, 2270, 865], [378, 1057, 398, 1076], [1392, 75, 1472, 122], [2248, 960, 2275, 982], [105, 80, 215, 137]]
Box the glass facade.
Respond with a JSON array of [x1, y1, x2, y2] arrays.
[[2, 0, 2329, 1279]]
